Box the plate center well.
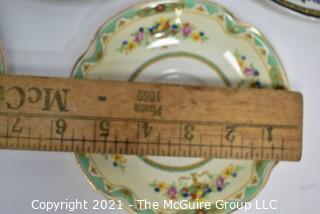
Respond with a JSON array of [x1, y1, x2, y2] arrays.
[[132, 53, 226, 171]]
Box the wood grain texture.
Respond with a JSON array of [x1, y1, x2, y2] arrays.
[[0, 75, 303, 161]]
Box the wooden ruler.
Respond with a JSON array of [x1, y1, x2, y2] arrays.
[[0, 75, 303, 161]]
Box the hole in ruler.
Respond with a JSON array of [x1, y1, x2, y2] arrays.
[[97, 96, 107, 102]]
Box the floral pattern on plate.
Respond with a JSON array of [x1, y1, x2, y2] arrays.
[[104, 154, 127, 171], [150, 165, 242, 201], [234, 49, 263, 88], [119, 17, 208, 54]]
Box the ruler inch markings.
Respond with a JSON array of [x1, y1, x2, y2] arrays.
[[0, 75, 303, 161], [0, 135, 300, 151], [0, 111, 298, 129]]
